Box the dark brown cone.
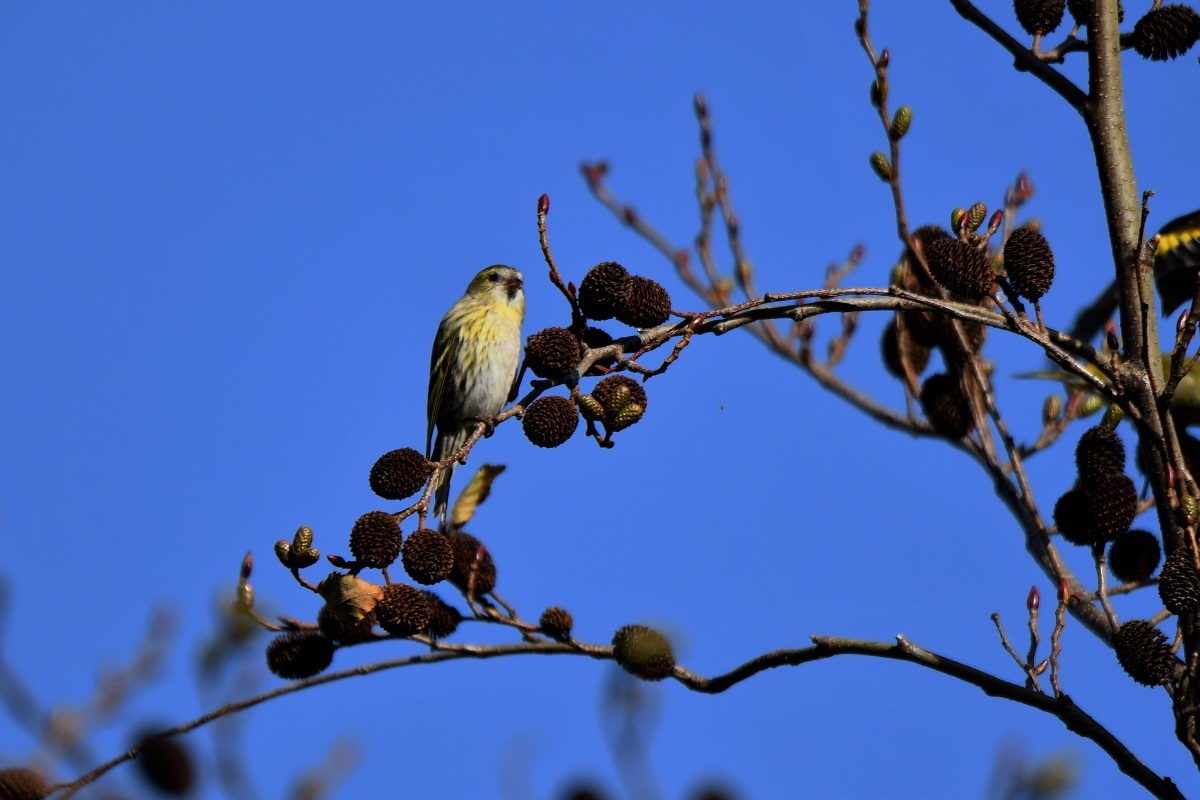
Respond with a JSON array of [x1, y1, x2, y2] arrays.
[[1114, 620, 1178, 686], [578, 262, 631, 321], [525, 327, 583, 379], [1133, 4, 1200, 60], [376, 582, 430, 636], [266, 631, 335, 680], [593, 374, 647, 417], [401, 528, 455, 585], [612, 624, 676, 681], [617, 276, 672, 328], [446, 530, 497, 596], [523, 395, 580, 448], [1053, 487, 1097, 546], [317, 604, 376, 644], [133, 730, 195, 796], [369, 447, 433, 501], [1075, 425, 1126, 484], [1014, 0, 1066, 36], [539, 606, 574, 641], [1067, 0, 1124, 27], [919, 373, 973, 438], [923, 238, 995, 300], [882, 319, 932, 380], [1003, 226, 1055, 301], [1108, 529, 1161, 583], [423, 591, 463, 639], [1159, 547, 1200, 614], [349, 510, 402, 569], [0, 768, 51, 800], [1083, 474, 1138, 542]]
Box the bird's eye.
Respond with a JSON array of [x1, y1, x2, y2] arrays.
[[488, 272, 500, 283]]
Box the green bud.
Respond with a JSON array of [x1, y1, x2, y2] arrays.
[[608, 403, 645, 432], [274, 540, 293, 567], [870, 79, 884, 108], [889, 106, 912, 139], [967, 202, 987, 232], [869, 152, 892, 182], [1042, 394, 1062, 425], [577, 394, 605, 422], [292, 526, 314, 551], [950, 208, 967, 231], [1078, 392, 1106, 417], [1182, 493, 1198, 522], [889, 261, 905, 287], [603, 384, 633, 416], [1101, 403, 1124, 430]]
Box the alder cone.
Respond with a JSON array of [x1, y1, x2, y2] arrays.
[[266, 631, 335, 680], [1133, 4, 1200, 60], [1159, 547, 1200, 615], [1014, 0, 1066, 36], [1114, 620, 1178, 686], [1108, 529, 1161, 584]]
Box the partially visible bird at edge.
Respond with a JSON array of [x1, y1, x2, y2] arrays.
[[426, 265, 525, 525], [1069, 210, 1200, 343]]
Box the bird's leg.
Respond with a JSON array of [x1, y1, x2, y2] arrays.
[[465, 414, 502, 438]]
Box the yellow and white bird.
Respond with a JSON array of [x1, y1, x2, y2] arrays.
[[426, 265, 525, 523]]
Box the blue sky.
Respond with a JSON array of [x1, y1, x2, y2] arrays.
[[2, 2, 1199, 798]]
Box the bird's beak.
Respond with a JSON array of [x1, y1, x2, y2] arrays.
[[506, 274, 523, 299]]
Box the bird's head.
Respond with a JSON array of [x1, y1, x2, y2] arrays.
[[467, 264, 524, 305]]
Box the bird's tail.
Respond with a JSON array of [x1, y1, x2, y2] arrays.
[[431, 427, 467, 525]]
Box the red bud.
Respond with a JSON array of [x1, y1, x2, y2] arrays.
[[675, 250, 690, 268], [328, 554, 349, 568], [1027, 585, 1040, 611], [622, 206, 637, 224], [240, 552, 253, 581], [988, 210, 1004, 234], [538, 194, 550, 215], [694, 92, 708, 118], [879, 49, 889, 68], [851, 244, 865, 263], [1178, 309, 1189, 334], [1057, 578, 1070, 604], [1106, 329, 1120, 353]]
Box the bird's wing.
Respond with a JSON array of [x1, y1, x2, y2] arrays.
[[1068, 277, 1119, 343], [427, 320, 461, 458], [507, 359, 524, 404]]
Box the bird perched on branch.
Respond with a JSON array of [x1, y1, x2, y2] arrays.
[[1069, 210, 1200, 343], [426, 265, 525, 523], [1021, 353, 1200, 429]]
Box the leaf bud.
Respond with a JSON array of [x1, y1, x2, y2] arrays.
[[889, 105, 912, 139], [1042, 394, 1062, 424], [869, 152, 892, 181], [966, 202, 987, 232]]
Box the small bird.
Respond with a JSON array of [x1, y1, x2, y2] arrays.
[[1069, 210, 1200, 343], [1020, 354, 1200, 429], [426, 265, 525, 524]]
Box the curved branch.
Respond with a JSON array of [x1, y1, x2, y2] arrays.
[[679, 635, 1184, 800], [948, 0, 1087, 113], [53, 634, 1183, 800]]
